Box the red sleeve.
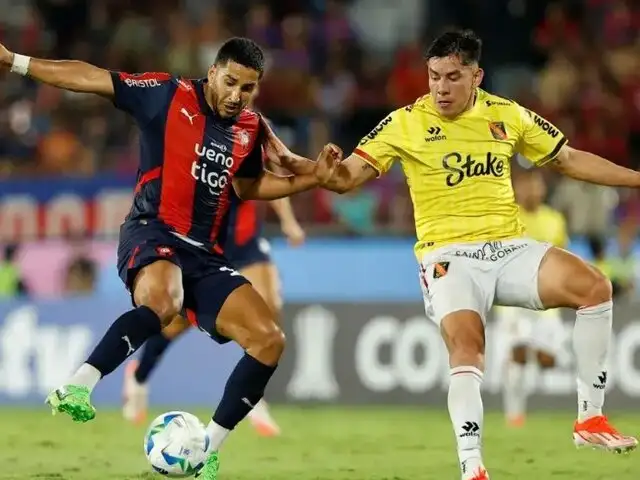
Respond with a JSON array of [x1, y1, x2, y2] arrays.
[[234, 113, 265, 179]]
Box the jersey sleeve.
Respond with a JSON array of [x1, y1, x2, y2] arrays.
[[353, 112, 401, 177], [109, 72, 174, 125], [516, 107, 568, 166]]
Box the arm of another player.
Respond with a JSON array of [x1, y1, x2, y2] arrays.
[[322, 113, 399, 193], [0, 42, 113, 97], [233, 144, 341, 201], [321, 154, 379, 193], [270, 198, 306, 246], [261, 122, 379, 193]]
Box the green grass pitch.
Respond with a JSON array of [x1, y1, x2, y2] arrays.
[[4, 406, 639, 479]]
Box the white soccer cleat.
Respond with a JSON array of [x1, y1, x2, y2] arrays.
[[247, 399, 281, 437], [122, 360, 148, 425], [573, 415, 638, 453]]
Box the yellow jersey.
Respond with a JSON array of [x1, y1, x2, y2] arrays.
[[519, 205, 568, 248], [353, 89, 568, 258]]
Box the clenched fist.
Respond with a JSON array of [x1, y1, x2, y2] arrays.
[[314, 143, 342, 185]]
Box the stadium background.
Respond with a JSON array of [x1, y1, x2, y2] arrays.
[[1, 0, 640, 478]]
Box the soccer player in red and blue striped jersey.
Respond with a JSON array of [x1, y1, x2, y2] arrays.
[[0, 38, 339, 479], [123, 162, 308, 438]]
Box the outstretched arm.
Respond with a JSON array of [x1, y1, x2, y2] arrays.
[[270, 197, 306, 246], [233, 144, 341, 201], [548, 145, 640, 187], [0, 42, 114, 97]]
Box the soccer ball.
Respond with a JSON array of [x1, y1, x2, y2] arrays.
[[144, 411, 210, 477]]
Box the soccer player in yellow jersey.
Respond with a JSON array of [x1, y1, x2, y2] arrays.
[[315, 29, 639, 479], [495, 170, 569, 428]]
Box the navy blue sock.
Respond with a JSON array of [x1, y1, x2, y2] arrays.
[[86, 306, 161, 377], [135, 333, 172, 384], [212, 353, 277, 430]]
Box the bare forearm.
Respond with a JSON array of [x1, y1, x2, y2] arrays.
[[15, 55, 113, 96], [243, 173, 319, 200], [551, 148, 640, 187], [323, 163, 361, 193], [277, 153, 317, 175], [323, 175, 353, 193]]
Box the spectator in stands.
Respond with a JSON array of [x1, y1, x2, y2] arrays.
[[0, 244, 28, 297], [64, 256, 97, 295], [0, 1, 637, 238]]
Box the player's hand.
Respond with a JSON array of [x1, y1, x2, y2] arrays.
[[327, 143, 343, 163], [314, 143, 342, 185], [281, 219, 306, 247], [0, 43, 13, 69], [260, 115, 292, 162]]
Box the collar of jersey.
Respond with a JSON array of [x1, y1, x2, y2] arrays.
[[422, 88, 484, 119], [192, 78, 238, 125]]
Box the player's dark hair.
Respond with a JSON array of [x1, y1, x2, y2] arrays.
[[214, 37, 265, 77], [425, 29, 482, 65]]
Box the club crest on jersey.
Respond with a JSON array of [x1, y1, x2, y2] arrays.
[[237, 129, 250, 149], [433, 262, 449, 279], [177, 79, 193, 91], [489, 122, 507, 140], [156, 246, 174, 257]]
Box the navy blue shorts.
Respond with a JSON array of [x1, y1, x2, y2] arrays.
[[224, 236, 272, 270], [117, 219, 249, 344]]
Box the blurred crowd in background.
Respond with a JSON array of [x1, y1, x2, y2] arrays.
[[0, 0, 639, 298]]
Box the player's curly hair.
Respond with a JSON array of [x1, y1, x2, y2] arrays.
[[425, 29, 482, 65], [215, 37, 265, 77]]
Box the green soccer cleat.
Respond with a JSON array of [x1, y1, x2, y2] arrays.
[[45, 385, 96, 423], [195, 451, 220, 479]]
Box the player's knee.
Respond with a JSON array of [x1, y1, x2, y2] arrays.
[[581, 269, 612, 307], [442, 312, 485, 368], [136, 288, 183, 327], [247, 322, 286, 364], [448, 336, 484, 368], [511, 345, 528, 364], [536, 351, 556, 369]]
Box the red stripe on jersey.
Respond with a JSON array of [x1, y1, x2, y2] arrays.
[[159, 81, 206, 235], [353, 148, 383, 176], [209, 111, 262, 244], [235, 200, 258, 245], [134, 166, 161, 194], [118, 72, 172, 82]]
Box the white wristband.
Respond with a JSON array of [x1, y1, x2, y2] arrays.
[[10, 54, 31, 76]]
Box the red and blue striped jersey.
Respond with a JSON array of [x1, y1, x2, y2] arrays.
[[223, 194, 262, 249], [111, 72, 264, 250]]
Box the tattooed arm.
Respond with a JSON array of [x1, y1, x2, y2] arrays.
[[322, 154, 379, 193]]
